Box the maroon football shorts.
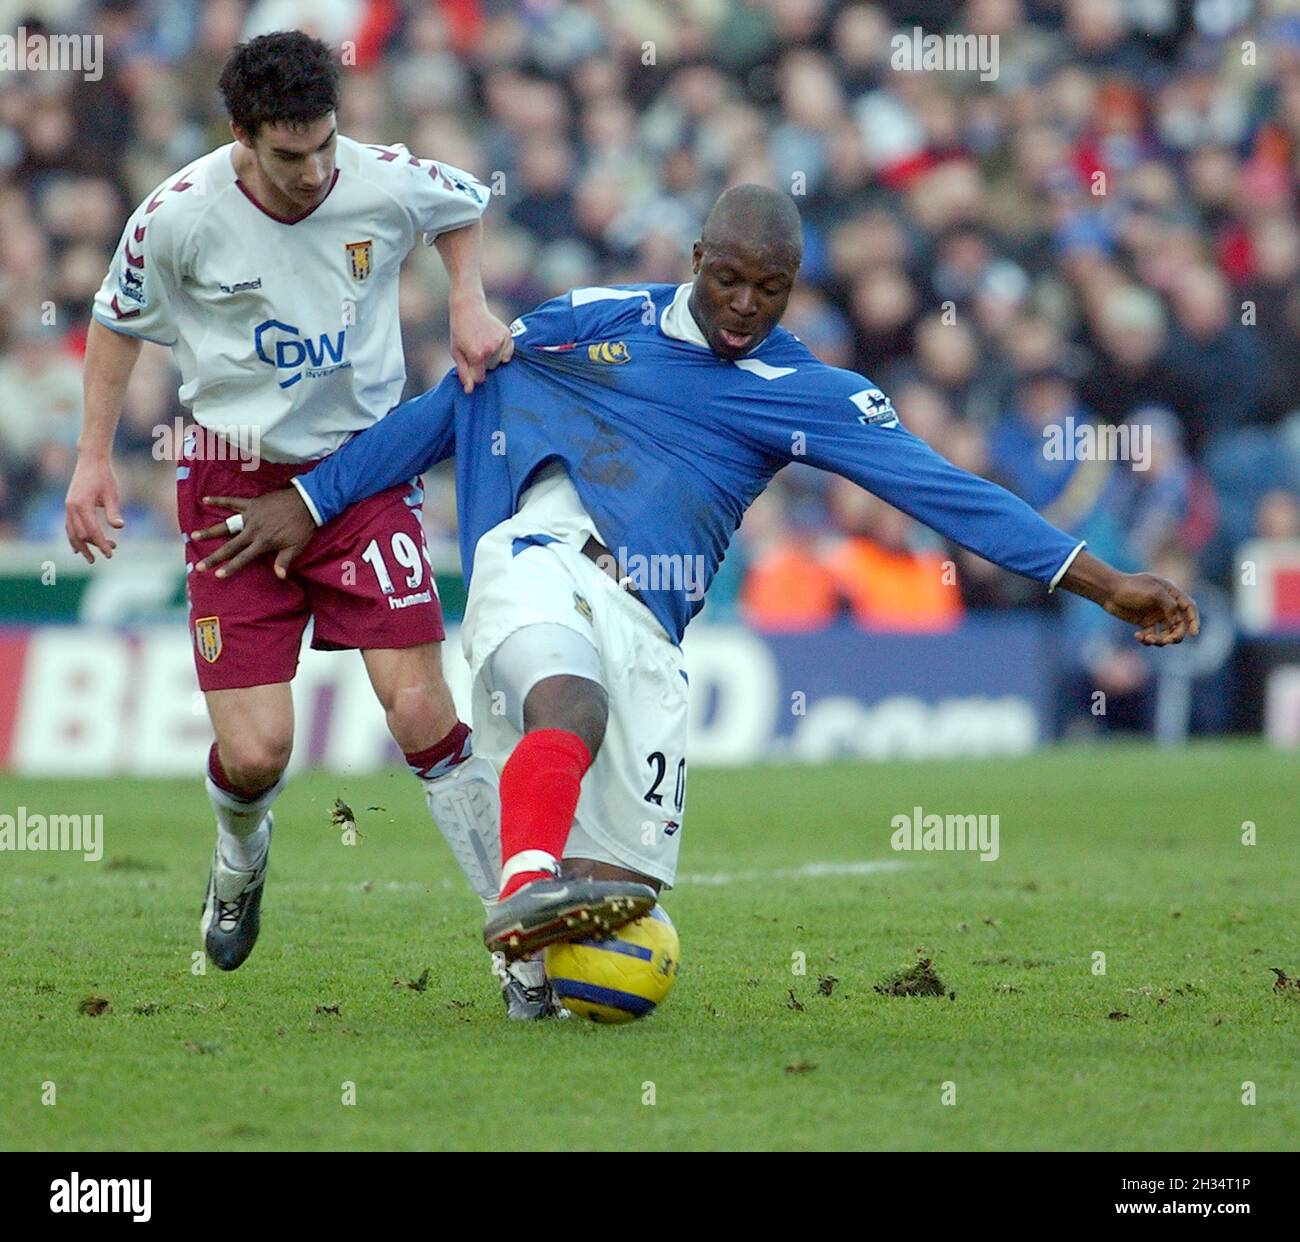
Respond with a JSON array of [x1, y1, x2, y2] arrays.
[[178, 448, 444, 692]]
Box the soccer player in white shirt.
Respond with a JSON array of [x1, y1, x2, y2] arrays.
[[63, 31, 514, 989]]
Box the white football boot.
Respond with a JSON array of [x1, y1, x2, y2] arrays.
[[491, 951, 569, 1020], [200, 815, 272, 971]]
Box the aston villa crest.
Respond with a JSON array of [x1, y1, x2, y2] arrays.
[[195, 616, 222, 663], [345, 240, 373, 282]]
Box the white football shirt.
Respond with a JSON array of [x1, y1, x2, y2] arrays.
[[93, 135, 490, 462]]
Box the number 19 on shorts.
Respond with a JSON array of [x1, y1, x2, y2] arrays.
[[360, 533, 430, 595]]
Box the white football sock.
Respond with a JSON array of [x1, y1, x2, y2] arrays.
[[206, 771, 284, 870], [422, 753, 503, 908], [498, 850, 560, 897]]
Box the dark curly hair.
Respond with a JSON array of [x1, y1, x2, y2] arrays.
[[218, 31, 340, 139]]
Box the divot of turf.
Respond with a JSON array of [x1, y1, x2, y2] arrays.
[[874, 955, 946, 997], [394, 967, 431, 992], [1271, 967, 1300, 997]]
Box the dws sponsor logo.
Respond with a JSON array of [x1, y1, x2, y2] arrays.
[[254, 319, 350, 389]]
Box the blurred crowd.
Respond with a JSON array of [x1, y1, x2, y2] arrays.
[[4, 0, 1300, 728]]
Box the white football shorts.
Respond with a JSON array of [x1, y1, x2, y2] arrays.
[[464, 520, 689, 888]]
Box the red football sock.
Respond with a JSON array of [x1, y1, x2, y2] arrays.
[[498, 729, 593, 899]]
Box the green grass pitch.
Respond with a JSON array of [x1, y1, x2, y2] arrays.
[[0, 742, 1295, 1151]]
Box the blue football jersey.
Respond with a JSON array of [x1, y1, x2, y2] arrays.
[[296, 283, 1084, 643]]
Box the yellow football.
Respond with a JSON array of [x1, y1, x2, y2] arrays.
[[545, 905, 681, 1022]]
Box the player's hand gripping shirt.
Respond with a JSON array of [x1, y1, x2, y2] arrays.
[[296, 282, 1086, 643], [93, 136, 489, 463]]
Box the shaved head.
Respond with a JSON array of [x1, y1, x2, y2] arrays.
[[689, 185, 803, 359], [700, 184, 803, 266]]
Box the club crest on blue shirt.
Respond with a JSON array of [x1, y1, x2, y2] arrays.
[[849, 386, 899, 428], [588, 340, 630, 365], [345, 240, 373, 282]]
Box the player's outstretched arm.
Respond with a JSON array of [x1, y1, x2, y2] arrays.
[[65, 319, 140, 563], [296, 368, 462, 524], [295, 371, 462, 522], [791, 385, 1199, 647], [191, 367, 464, 577], [1056, 549, 1199, 646]]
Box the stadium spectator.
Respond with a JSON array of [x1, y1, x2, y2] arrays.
[[0, 321, 82, 474], [822, 477, 965, 631]]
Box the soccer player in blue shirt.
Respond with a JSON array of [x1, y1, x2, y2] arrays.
[[192, 186, 1199, 1018]]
